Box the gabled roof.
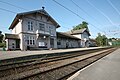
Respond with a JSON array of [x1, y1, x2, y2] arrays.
[[89, 39, 97, 43], [9, 8, 60, 29], [4, 33, 19, 39], [57, 32, 81, 40], [66, 28, 91, 36]]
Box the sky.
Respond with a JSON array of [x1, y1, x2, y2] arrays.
[[0, 0, 120, 38]]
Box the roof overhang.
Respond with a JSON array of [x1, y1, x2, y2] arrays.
[[57, 32, 81, 40], [67, 28, 91, 36], [9, 14, 21, 29], [4, 33, 20, 39]]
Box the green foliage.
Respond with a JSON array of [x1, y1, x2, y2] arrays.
[[0, 42, 6, 48], [73, 21, 89, 30], [0, 31, 5, 48], [95, 33, 108, 46], [0, 31, 4, 43], [108, 38, 112, 41]]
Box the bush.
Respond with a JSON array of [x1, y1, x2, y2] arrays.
[[0, 43, 6, 48]]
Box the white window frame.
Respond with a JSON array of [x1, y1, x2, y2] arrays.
[[26, 36, 35, 45], [49, 26, 54, 35], [28, 21, 34, 31]]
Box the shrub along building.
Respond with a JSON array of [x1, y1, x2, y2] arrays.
[[5, 7, 90, 50]]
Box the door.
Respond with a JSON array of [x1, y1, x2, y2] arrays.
[[16, 39, 20, 49], [50, 38, 54, 48]]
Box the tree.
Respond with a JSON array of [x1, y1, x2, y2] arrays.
[[102, 35, 107, 46], [73, 21, 89, 31], [108, 38, 112, 41], [96, 33, 102, 46], [0, 31, 4, 43], [95, 33, 108, 46]]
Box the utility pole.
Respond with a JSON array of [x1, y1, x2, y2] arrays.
[[104, 31, 108, 46]]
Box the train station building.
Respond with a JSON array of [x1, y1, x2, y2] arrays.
[[4, 7, 90, 50]]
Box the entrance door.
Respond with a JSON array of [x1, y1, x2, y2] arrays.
[[16, 39, 20, 49], [50, 38, 54, 48]]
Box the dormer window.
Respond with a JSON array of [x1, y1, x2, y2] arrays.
[[28, 21, 33, 31]]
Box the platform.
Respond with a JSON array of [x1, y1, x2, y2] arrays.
[[0, 47, 105, 60], [68, 48, 120, 80]]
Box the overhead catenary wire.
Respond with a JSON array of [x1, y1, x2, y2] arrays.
[[0, 0, 107, 33], [85, 0, 120, 36], [70, 0, 105, 32], [0, 0, 72, 31], [0, 7, 16, 14], [0, 0, 28, 31], [0, 1, 116, 37], [52, 0, 105, 33], [107, 0, 120, 17], [70, 0, 103, 26], [52, 0, 118, 37], [0, 1, 106, 36], [0, 0, 27, 11], [71, 0, 119, 36], [106, 0, 120, 31], [0, 7, 72, 33], [86, 0, 114, 25], [0, 7, 70, 31], [52, 0, 85, 21]]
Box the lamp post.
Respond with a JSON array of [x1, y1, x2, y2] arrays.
[[104, 31, 107, 46]]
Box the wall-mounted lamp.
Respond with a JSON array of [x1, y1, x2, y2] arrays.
[[43, 36, 46, 39]]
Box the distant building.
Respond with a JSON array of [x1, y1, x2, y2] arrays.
[[57, 32, 80, 49], [66, 28, 91, 47], [89, 39, 97, 47], [108, 38, 120, 46]]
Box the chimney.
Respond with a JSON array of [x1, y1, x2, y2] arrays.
[[42, 6, 45, 10]]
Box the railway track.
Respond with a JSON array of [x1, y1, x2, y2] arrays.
[[0, 48, 108, 77], [0, 47, 117, 80], [0, 48, 108, 65]]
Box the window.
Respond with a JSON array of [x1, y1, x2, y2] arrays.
[[49, 26, 54, 35], [39, 23, 45, 31], [33, 37, 35, 45], [28, 21, 33, 31], [26, 36, 35, 45], [30, 36, 32, 45], [31, 22, 33, 30], [39, 42, 45, 46], [57, 41, 61, 45], [28, 22, 30, 30], [26, 36, 29, 45]]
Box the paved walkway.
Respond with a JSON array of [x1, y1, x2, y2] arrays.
[[0, 47, 103, 60], [68, 48, 120, 80]]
